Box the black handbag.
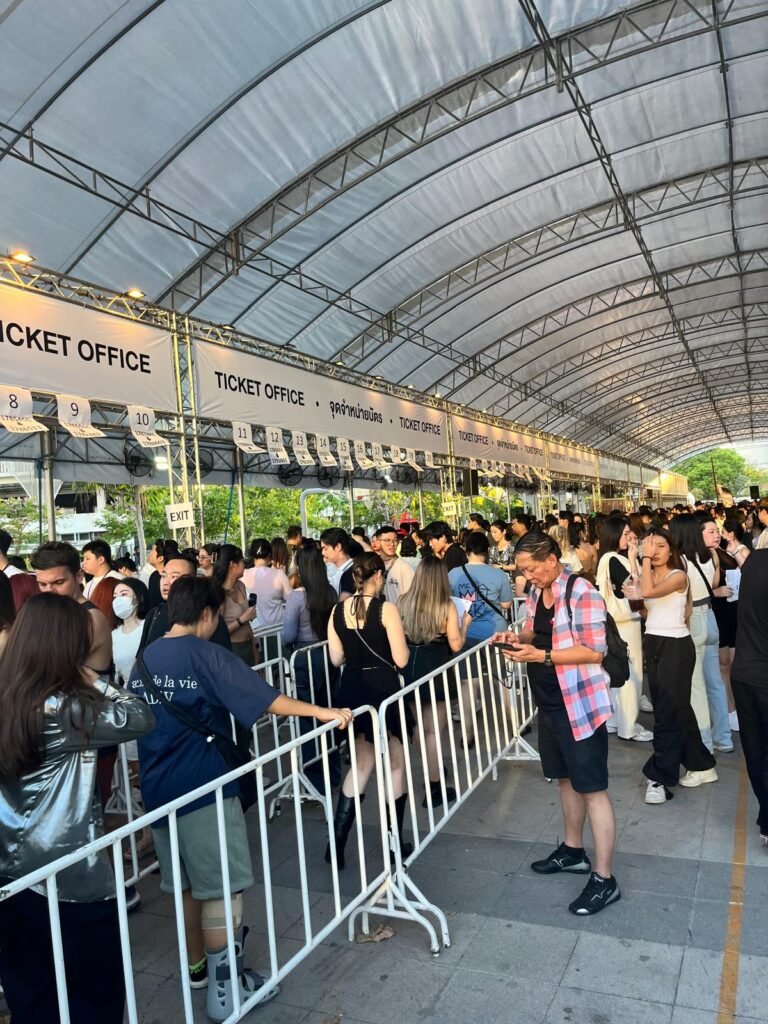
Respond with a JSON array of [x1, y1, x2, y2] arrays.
[[564, 575, 629, 689], [135, 654, 258, 812]]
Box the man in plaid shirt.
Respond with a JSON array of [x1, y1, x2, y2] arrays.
[[493, 531, 620, 916]]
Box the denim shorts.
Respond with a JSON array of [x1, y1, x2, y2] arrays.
[[537, 707, 609, 793]]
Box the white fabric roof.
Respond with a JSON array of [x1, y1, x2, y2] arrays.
[[1, 0, 766, 465]]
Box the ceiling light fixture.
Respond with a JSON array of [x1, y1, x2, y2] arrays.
[[10, 250, 34, 263], [126, 287, 145, 300]]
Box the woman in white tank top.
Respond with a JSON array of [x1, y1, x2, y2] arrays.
[[639, 530, 717, 805]]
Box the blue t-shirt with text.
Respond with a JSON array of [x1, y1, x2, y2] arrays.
[[126, 635, 276, 819], [448, 563, 511, 642]]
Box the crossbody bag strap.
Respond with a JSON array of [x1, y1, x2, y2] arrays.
[[136, 653, 218, 742], [689, 557, 716, 601], [460, 564, 506, 620]]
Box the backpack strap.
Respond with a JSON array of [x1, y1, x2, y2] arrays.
[[563, 572, 578, 623]]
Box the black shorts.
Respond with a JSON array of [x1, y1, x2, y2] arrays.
[[537, 707, 609, 793]]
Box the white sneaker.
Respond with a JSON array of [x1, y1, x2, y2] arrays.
[[631, 725, 654, 742], [679, 768, 719, 788], [645, 781, 668, 804], [606, 725, 618, 734], [639, 696, 654, 714], [729, 710, 740, 732]]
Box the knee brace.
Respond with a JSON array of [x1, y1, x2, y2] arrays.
[[201, 892, 243, 931]]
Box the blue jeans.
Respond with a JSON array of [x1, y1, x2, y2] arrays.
[[703, 608, 732, 749]]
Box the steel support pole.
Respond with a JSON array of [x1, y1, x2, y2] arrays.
[[44, 429, 57, 541], [347, 477, 356, 530], [235, 448, 247, 552], [417, 479, 425, 525], [134, 485, 147, 565]]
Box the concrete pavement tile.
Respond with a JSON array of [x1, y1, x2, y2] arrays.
[[687, 898, 728, 951], [545, 986, 673, 1024], [407, 862, 511, 917], [562, 933, 683, 1004], [611, 850, 699, 899], [740, 902, 768, 958], [737, 953, 768, 1020], [408, 831, 531, 876], [457, 918, 578, 983], [426, 966, 556, 1024], [694, 861, 732, 901], [675, 947, 723, 1011]]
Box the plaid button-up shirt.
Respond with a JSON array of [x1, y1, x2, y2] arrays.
[[524, 567, 613, 740]]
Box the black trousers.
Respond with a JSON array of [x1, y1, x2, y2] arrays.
[[642, 634, 716, 788], [0, 885, 125, 1024], [732, 677, 768, 834]]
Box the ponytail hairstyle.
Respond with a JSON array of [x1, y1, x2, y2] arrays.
[[249, 537, 272, 563], [351, 552, 385, 624], [212, 544, 244, 588]]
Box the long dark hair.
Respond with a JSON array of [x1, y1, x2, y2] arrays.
[[0, 595, 101, 779], [598, 516, 629, 559], [644, 527, 687, 572], [296, 545, 336, 640], [212, 544, 244, 588], [270, 536, 289, 572], [668, 515, 710, 564]]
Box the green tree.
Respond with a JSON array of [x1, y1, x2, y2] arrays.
[[0, 496, 47, 550], [671, 448, 758, 500]]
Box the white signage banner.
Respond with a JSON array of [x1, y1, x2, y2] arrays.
[[165, 501, 194, 530], [232, 421, 265, 454], [451, 414, 546, 468], [265, 425, 290, 465], [0, 383, 46, 433], [548, 442, 598, 478], [56, 394, 104, 438], [598, 454, 627, 482], [127, 405, 165, 447], [0, 283, 175, 411], [193, 341, 448, 451], [371, 442, 390, 468], [424, 450, 436, 469], [628, 462, 643, 484]]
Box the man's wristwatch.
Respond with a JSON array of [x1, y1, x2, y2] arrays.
[[543, 649, 553, 667]]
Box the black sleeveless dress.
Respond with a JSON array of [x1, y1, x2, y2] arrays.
[[402, 636, 453, 702], [334, 596, 412, 743]]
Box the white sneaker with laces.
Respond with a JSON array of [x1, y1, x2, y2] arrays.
[[639, 695, 654, 714], [645, 781, 668, 804], [729, 710, 740, 732], [679, 768, 719, 788]]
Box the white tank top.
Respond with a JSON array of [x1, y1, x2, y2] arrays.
[[645, 570, 690, 638]]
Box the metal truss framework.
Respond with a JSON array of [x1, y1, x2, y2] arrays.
[[150, 0, 765, 313], [331, 162, 768, 371], [611, 409, 768, 462]]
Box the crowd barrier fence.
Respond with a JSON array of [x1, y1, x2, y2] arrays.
[[1, 631, 539, 1020]]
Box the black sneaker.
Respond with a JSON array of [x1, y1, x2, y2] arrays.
[[422, 781, 457, 808], [188, 957, 208, 989], [531, 842, 591, 875], [568, 872, 621, 915]]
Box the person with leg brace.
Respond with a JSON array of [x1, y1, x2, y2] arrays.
[[127, 576, 351, 1021]]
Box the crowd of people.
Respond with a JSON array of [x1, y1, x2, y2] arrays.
[[0, 494, 766, 1022]]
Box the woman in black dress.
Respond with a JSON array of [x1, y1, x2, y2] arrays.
[[326, 553, 410, 868]]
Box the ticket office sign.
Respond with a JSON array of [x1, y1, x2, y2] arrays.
[[0, 284, 175, 411], [193, 340, 448, 453], [549, 443, 598, 478], [451, 414, 546, 468]]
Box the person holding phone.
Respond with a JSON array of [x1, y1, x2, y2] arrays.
[[491, 531, 619, 917]]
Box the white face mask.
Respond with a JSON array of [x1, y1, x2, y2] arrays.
[[112, 595, 136, 620]]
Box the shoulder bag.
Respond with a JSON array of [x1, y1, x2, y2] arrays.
[[135, 653, 257, 811], [564, 574, 629, 689]]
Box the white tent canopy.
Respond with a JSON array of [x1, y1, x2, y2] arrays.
[[1, 0, 766, 466]]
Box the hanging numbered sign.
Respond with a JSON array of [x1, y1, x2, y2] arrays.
[[423, 450, 435, 469], [127, 405, 165, 447], [56, 395, 104, 438], [336, 437, 353, 471], [291, 430, 315, 466], [354, 439, 374, 469], [371, 442, 390, 468], [232, 421, 265, 454], [315, 433, 337, 467], [404, 447, 423, 472], [468, 457, 477, 470], [0, 384, 46, 433], [265, 425, 290, 465]]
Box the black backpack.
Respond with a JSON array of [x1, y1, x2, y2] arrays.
[[564, 574, 629, 689]]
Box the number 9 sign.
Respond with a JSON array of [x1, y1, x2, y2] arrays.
[[56, 394, 92, 427]]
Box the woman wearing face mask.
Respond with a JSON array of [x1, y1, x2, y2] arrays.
[[111, 578, 149, 687]]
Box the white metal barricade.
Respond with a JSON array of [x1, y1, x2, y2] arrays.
[[0, 707, 436, 1024], [348, 637, 538, 953]]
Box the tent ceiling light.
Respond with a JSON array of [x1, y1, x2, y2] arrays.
[[126, 287, 145, 299], [10, 250, 34, 263]]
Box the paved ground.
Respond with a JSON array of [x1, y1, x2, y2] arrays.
[[123, 709, 768, 1024]]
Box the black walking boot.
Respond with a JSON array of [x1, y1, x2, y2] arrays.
[[324, 793, 364, 870], [389, 794, 414, 861]]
